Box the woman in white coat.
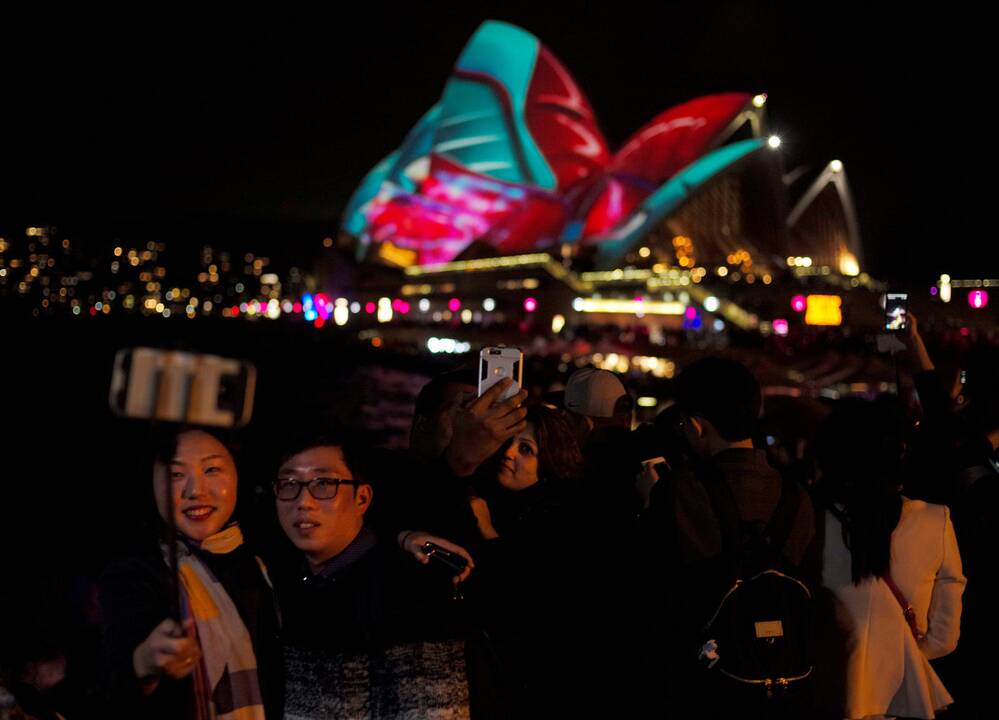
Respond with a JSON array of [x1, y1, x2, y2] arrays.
[[814, 399, 965, 720]]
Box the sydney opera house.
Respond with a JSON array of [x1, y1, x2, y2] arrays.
[[333, 20, 877, 335]]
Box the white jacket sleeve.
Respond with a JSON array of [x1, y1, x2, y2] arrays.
[[919, 505, 966, 659]]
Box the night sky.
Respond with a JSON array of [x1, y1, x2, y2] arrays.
[[3, 3, 991, 282]]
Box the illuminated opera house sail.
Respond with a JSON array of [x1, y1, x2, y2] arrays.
[[340, 20, 863, 300]]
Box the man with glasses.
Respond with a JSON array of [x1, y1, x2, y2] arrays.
[[272, 434, 471, 652], [271, 434, 484, 716], [274, 441, 372, 579]]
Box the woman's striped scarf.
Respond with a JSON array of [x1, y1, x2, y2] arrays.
[[169, 524, 268, 720]]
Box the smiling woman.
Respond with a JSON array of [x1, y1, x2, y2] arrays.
[[155, 430, 239, 542], [98, 427, 283, 720]]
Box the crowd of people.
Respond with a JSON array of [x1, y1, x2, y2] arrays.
[[2, 315, 996, 719]]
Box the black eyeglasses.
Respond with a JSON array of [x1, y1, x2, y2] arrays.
[[273, 477, 359, 501]]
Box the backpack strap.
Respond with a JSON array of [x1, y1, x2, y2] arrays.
[[702, 469, 803, 577], [701, 462, 743, 578], [760, 476, 802, 565]]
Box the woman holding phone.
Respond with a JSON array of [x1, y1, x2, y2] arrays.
[[465, 404, 588, 717], [99, 427, 282, 719]]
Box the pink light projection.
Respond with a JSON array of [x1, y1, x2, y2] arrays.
[[968, 289, 989, 309]]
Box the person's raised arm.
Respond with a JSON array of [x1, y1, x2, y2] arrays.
[[903, 313, 951, 420], [444, 378, 528, 477]]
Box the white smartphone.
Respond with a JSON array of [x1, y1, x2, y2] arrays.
[[478, 346, 523, 402]]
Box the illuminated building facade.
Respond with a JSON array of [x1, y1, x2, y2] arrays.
[[341, 20, 861, 287], [334, 20, 872, 334]]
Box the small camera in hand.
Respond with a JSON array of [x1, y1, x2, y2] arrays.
[[421, 542, 469, 574]]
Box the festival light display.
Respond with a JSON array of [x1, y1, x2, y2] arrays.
[[342, 21, 767, 268], [804, 295, 843, 326]]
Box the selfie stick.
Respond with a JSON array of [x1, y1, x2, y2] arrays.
[[163, 446, 182, 625], [150, 369, 194, 626]]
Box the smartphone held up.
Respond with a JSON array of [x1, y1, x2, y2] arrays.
[[884, 293, 909, 332], [478, 346, 523, 401]]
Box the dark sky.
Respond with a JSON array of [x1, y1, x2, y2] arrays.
[[3, 3, 992, 282]]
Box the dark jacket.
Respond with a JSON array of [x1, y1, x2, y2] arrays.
[[274, 527, 460, 653], [640, 448, 816, 719], [462, 480, 599, 719], [99, 544, 283, 720], [276, 526, 503, 719]]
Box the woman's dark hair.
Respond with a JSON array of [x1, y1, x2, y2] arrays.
[[151, 425, 241, 468], [527, 404, 584, 485], [815, 398, 905, 584], [477, 404, 584, 494]]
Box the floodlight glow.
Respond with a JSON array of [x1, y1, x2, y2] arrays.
[[969, 290, 989, 309]]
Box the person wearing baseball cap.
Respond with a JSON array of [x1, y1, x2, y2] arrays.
[[547, 367, 634, 445]]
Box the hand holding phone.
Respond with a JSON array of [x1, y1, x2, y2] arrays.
[[421, 542, 470, 574], [636, 457, 666, 511], [445, 377, 529, 477], [479, 346, 523, 402]]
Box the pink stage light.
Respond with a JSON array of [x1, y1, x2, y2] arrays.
[[448, 298, 462, 312], [773, 319, 789, 337], [524, 297, 538, 312], [791, 295, 807, 313], [968, 290, 989, 309]]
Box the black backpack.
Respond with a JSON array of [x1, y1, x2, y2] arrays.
[[697, 472, 812, 699]]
